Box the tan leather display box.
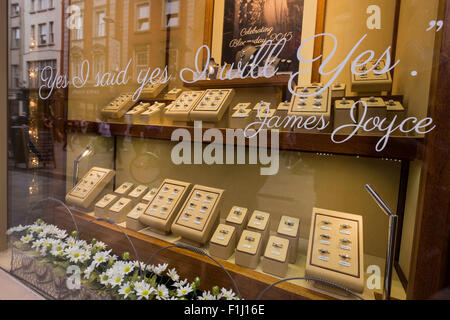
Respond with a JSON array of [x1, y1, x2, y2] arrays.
[[66, 167, 115, 210], [225, 206, 249, 240], [139, 179, 191, 235], [114, 182, 134, 197], [165, 91, 206, 122], [276, 216, 300, 264], [262, 236, 290, 278], [140, 81, 168, 99], [209, 224, 236, 260], [94, 194, 118, 218], [140, 103, 165, 125], [235, 230, 263, 270], [164, 88, 183, 100], [331, 83, 346, 98], [351, 60, 393, 93], [247, 210, 271, 250], [359, 97, 386, 135], [109, 197, 134, 223], [124, 102, 149, 123], [305, 207, 365, 293], [288, 85, 332, 133], [334, 98, 356, 135], [171, 185, 225, 247], [101, 93, 135, 119], [126, 202, 148, 231], [189, 89, 235, 122], [128, 185, 149, 203]]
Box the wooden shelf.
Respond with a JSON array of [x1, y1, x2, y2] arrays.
[[66, 120, 424, 160], [183, 74, 292, 89], [50, 207, 334, 300]]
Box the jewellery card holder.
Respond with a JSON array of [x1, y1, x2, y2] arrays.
[[288, 85, 332, 133], [232, 103, 251, 111], [247, 210, 271, 250], [262, 236, 290, 278], [114, 182, 134, 197], [124, 102, 149, 123], [164, 88, 183, 100], [171, 185, 225, 247], [139, 179, 191, 235], [101, 94, 135, 119], [359, 97, 386, 135], [140, 103, 164, 125], [386, 100, 405, 134], [225, 206, 249, 240], [66, 167, 115, 210], [331, 83, 346, 98], [165, 91, 206, 122], [126, 202, 149, 231], [109, 197, 134, 223], [128, 185, 149, 203], [209, 224, 237, 260], [142, 188, 158, 203], [94, 194, 118, 218], [141, 81, 168, 99], [189, 89, 235, 123], [276, 216, 300, 264], [305, 207, 365, 293], [334, 98, 357, 135], [229, 107, 251, 129], [351, 60, 392, 94], [235, 230, 263, 269]]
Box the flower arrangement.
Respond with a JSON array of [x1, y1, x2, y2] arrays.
[[7, 220, 239, 300]]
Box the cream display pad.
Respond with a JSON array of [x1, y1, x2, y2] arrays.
[[126, 203, 149, 231], [114, 182, 134, 196], [101, 93, 135, 119], [225, 206, 249, 239], [351, 60, 393, 93], [235, 230, 263, 270], [164, 91, 206, 121], [139, 179, 191, 234], [247, 210, 271, 249], [140, 82, 168, 99], [109, 197, 134, 223], [66, 167, 115, 209], [276, 216, 300, 264], [94, 194, 118, 218], [190, 89, 235, 122], [262, 236, 290, 278], [306, 207, 364, 293], [171, 185, 225, 246], [209, 224, 237, 260]]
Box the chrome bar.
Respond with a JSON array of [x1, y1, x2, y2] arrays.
[[365, 184, 398, 300]]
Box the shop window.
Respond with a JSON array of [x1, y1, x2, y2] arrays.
[[38, 0, 46, 11], [48, 0, 54, 9], [136, 2, 150, 32], [30, 25, 36, 48], [48, 21, 54, 44], [96, 11, 106, 37], [134, 49, 149, 77], [11, 3, 20, 16]]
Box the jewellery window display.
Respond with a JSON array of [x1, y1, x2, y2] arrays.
[[5, 0, 448, 303]]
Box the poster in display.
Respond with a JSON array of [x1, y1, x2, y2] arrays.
[[222, 0, 305, 74]]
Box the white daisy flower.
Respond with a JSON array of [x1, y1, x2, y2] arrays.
[[115, 261, 134, 275], [67, 247, 84, 263], [54, 229, 68, 239], [153, 263, 168, 276], [167, 268, 179, 282], [95, 241, 107, 250], [109, 273, 124, 288], [92, 250, 111, 267], [176, 284, 193, 297], [7, 225, 27, 235], [197, 291, 216, 300], [156, 284, 169, 300], [135, 281, 155, 300], [31, 238, 44, 250], [79, 249, 91, 263], [20, 234, 33, 244], [172, 279, 188, 288], [118, 282, 133, 299], [99, 272, 111, 286], [83, 263, 95, 280], [221, 288, 236, 300], [65, 236, 77, 247]]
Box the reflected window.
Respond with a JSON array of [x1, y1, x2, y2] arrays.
[[38, 23, 47, 45], [38, 0, 46, 11], [49, 21, 54, 44], [11, 3, 20, 16], [11, 27, 20, 48], [134, 48, 149, 78], [165, 0, 180, 28], [96, 11, 106, 37], [136, 2, 150, 32]]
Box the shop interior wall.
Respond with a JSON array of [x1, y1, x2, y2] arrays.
[[392, 0, 440, 281]]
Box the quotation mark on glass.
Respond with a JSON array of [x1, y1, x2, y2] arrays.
[[427, 20, 444, 32]]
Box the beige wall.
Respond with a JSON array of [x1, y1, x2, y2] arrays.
[[393, 0, 439, 280], [1, 0, 8, 250]]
